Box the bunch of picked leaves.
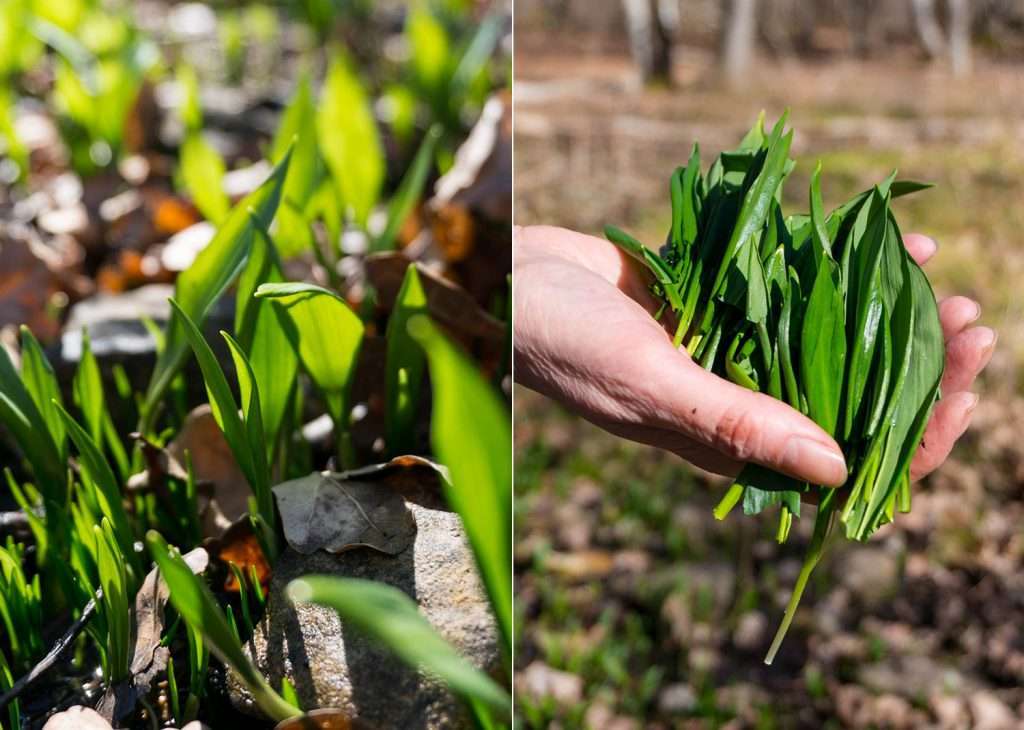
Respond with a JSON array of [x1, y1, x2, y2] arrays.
[[604, 112, 944, 663]]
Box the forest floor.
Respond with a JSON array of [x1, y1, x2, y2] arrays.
[[514, 47, 1024, 729]]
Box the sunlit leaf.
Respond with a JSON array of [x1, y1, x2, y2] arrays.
[[317, 52, 384, 227], [140, 145, 292, 433], [375, 124, 441, 252], [179, 132, 230, 224], [146, 531, 300, 722], [407, 315, 512, 654], [385, 265, 427, 455], [19, 326, 65, 459], [254, 283, 364, 427]]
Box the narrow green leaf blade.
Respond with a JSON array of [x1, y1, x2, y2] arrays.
[[407, 315, 512, 655]]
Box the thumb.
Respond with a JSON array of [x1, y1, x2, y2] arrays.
[[651, 356, 848, 486]]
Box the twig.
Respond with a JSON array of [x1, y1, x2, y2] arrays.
[[0, 596, 98, 711]]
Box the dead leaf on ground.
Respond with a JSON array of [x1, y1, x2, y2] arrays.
[[273, 471, 417, 556], [95, 548, 209, 724], [207, 514, 272, 592], [0, 222, 90, 340], [364, 257, 503, 346], [338, 455, 451, 512], [275, 709, 375, 730], [168, 405, 250, 535], [430, 90, 511, 223]]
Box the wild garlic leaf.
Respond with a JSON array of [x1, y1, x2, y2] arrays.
[[254, 282, 364, 426], [318, 52, 384, 227], [141, 144, 292, 433], [385, 264, 428, 456], [408, 314, 512, 655], [179, 132, 229, 224]]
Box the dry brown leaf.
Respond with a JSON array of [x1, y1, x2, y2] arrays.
[[274, 709, 375, 730], [168, 405, 250, 535], [95, 548, 209, 724], [0, 222, 89, 340], [273, 471, 417, 555], [208, 515, 272, 592], [363, 257, 504, 346], [338, 455, 451, 511]]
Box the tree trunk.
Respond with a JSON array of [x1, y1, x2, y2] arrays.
[[911, 0, 947, 58], [622, 0, 673, 85], [721, 0, 757, 84], [949, 0, 972, 76]]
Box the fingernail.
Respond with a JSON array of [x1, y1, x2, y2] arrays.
[[969, 300, 981, 323], [965, 392, 980, 414], [781, 437, 848, 487], [982, 327, 998, 355]]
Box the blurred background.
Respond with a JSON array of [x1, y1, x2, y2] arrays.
[[514, 1, 1024, 728]]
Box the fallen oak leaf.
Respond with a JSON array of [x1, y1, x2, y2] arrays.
[[273, 471, 417, 555], [337, 455, 451, 512], [95, 548, 209, 724]]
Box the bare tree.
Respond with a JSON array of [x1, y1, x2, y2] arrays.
[[911, 0, 948, 57], [622, 0, 673, 85], [949, 0, 972, 76], [910, 0, 973, 76], [721, 0, 757, 83]]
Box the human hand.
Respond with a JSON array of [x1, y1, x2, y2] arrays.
[[513, 225, 994, 486]]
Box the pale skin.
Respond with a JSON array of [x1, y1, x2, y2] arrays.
[[514, 225, 996, 488]]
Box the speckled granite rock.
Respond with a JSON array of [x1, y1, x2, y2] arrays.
[[227, 502, 500, 729]]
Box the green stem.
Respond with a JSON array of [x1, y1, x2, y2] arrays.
[[765, 492, 837, 665], [713, 483, 744, 520]]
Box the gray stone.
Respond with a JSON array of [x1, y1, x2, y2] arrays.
[[53, 284, 235, 410], [228, 502, 501, 729]]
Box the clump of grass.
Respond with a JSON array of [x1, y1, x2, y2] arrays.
[[604, 112, 944, 663]]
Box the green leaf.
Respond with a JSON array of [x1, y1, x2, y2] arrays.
[[176, 64, 202, 132], [235, 226, 298, 460], [288, 576, 510, 714], [271, 74, 322, 218], [94, 518, 129, 681], [141, 145, 292, 433], [407, 315, 512, 656], [406, 5, 451, 97], [167, 299, 273, 544], [0, 343, 64, 504], [317, 52, 384, 227], [254, 283, 364, 426], [385, 265, 428, 455], [54, 402, 138, 576], [375, 124, 442, 252], [19, 326, 65, 459], [146, 531, 300, 722], [179, 132, 230, 224], [800, 166, 847, 437], [603, 225, 683, 311]]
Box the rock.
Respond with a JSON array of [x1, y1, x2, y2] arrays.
[[518, 661, 583, 708], [969, 691, 1017, 730], [54, 284, 235, 414], [42, 706, 112, 730], [657, 683, 697, 715], [733, 611, 768, 652], [228, 502, 500, 729], [839, 546, 901, 607]]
